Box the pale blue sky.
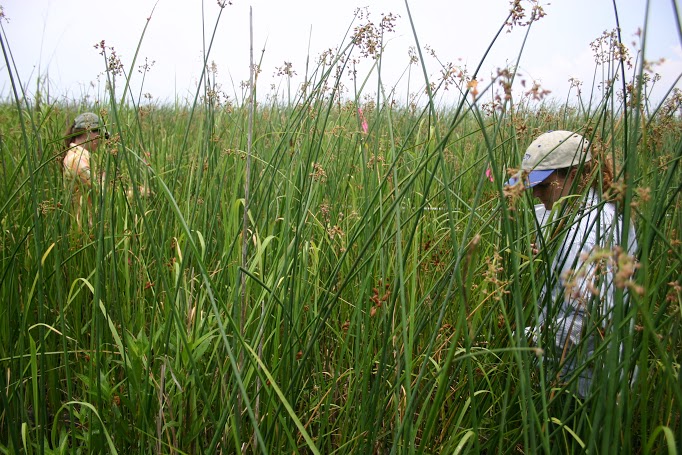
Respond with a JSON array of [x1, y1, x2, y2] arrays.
[[1, 0, 680, 107]]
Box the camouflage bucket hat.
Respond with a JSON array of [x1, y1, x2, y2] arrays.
[[73, 112, 101, 130]]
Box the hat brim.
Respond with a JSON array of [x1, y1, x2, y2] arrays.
[[505, 169, 554, 187], [526, 169, 554, 187]]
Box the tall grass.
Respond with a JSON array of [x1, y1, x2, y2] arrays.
[[1, 2, 681, 453]]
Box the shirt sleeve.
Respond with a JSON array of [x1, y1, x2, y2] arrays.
[[552, 213, 597, 353]]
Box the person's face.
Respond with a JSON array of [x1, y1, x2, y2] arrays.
[[86, 130, 103, 150], [74, 130, 103, 150], [531, 171, 572, 210]]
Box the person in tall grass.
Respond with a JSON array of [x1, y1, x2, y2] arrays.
[[62, 112, 108, 227], [507, 130, 638, 398]]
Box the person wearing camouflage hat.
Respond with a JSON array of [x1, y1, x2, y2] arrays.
[[62, 112, 108, 227]]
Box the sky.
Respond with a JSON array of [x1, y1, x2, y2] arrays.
[[1, 0, 681, 107]]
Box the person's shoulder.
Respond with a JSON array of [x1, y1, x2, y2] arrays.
[[64, 144, 90, 161], [584, 188, 617, 217], [63, 144, 91, 177]]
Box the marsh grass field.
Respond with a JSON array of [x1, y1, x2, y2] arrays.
[[1, 2, 681, 453]]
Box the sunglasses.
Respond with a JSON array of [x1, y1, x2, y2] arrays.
[[91, 129, 110, 140]]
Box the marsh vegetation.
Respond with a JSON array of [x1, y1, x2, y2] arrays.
[[1, 2, 680, 453]]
